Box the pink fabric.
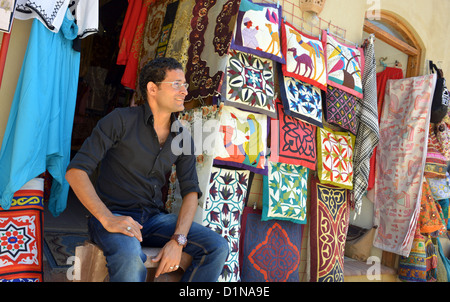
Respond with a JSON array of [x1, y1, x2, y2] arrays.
[[373, 74, 437, 257]]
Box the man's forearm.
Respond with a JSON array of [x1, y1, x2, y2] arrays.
[[173, 191, 198, 237]]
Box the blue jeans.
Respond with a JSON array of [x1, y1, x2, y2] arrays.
[[88, 210, 228, 282]]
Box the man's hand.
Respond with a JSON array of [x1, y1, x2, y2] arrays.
[[102, 215, 143, 242], [152, 239, 183, 278]]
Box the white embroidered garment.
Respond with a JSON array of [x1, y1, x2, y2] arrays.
[[15, 0, 97, 37]]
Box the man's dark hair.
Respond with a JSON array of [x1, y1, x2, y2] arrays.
[[138, 57, 183, 103]]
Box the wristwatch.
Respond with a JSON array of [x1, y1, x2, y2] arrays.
[[171, 234, 188, 247]]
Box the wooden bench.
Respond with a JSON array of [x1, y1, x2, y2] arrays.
[[73, 240, 192, 282]]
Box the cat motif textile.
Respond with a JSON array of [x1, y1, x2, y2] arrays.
[[323, 30, 364, 99], [281, 21, 327, 91], [231, 0, 285, 64], [202, 167, 250, 282], [373, 74, 437, 257]]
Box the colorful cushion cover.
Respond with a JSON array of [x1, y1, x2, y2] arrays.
[[310, 176, 349, 282], [323, 30, 364, 99], [262, 161, 308, 224], [325, 85, 359, 135], [281, 21, 327, 91], [230, 0, 285, 64], [240, 207, 303, 282], [278, 64, 323, 128], [202, 166, 250, 282], [317, 126, 354, 189], [269, 98, 316, 169], [223, 49, 277, 118], [213, 105, 269, 175], [0, 179, 44, 282]]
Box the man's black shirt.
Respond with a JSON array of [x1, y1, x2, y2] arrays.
[[67, 102, 201, 214]]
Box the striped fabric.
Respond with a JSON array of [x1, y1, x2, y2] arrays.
[[352, 35, 379, 215]]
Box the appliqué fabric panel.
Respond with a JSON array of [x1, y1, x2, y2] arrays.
[[202, 167, 250, 282], [427, 175, 450, 201], [223, 49, 277, 118], [230, 0, 285, 64], [262, 161, 308, 224], [269, 98, 316, 169], [240, 207, 302, 282], [325, 85, 359, 135], [373, 74, 437, 257], [317, 127, 354, 189], [323, 30, 364, 99], [278, 66, 323, 128], [281, 21, 326, 91], [309, 177, 349, 282], [0, 179, 44, 282], [398, 228, 428, 282], [213, 106, 268, 175], [425, 124, 448, 178]]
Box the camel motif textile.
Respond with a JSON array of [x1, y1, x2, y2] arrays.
[[262, 161, 308, 224], [213, 106, 269, 175], [323, 30, 364, 99], [230, 0, 285, 64], [281, 21, 327, 91], [223, 50, 277, 118], [202, 167, 250, 282], [278, 65, 323, 128], [317, 127, 354, 190]]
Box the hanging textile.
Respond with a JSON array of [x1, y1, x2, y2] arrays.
[[424, 124, 448, 178], [134, 0, 173, 103], [117, 0, 154, 90], [309, 176, 349, 282], [202, 166, 250, 282], [239, 207, 303, 282], [213, 105, 269, 175], [324, 85, 360, 135], [352, 36, 379, 215], [269, 98, 316, 169], [367, 67, 403, 190], [231, 0, 285, 64], [373, 74, 437, 257], [182, 0, 242, 103], [281, 21, 327, 91], [0, 178, 44, 282], [323, 30, 364, 99], [418, 180, 447, 236], [0, 11, 81, 217], [397, 227, 428, 282], [262, 161, 308, 224]]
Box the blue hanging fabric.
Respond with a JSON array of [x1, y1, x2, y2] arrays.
[[0, 9, 80, 216]]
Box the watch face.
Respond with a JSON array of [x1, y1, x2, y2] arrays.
[[178, 235, 187, 245]]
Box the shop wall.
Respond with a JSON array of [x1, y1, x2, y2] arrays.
[[0, 19, 32, 149]]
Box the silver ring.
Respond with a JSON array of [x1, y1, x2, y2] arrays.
[[175, 265, 179, 269], [126, 226, 131, 231], [169, 266, 174, 270]]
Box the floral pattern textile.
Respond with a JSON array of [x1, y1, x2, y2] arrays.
[[269, 98, 316, 169], [309, 176, 349, 282], [281, 21, 326, 91], [317, 127, 354, 190], [239, 207, 302, 282], [0, 179, 44, 282], [230, 0, 285, 64], [278, 65, 323, 128], [373, 74, 437, 257], [325, 85, 359, 135], [223, 49, 277, 118], [262, 161, 308, 224], [202, 167, 250, 282], [213, 105, 268, 175], [323, 30, 364, 99]]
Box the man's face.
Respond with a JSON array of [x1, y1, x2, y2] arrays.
[[155, 68, 188, 113]]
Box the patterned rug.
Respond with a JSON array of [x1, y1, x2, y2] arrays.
[[43, 232, 89, 269]]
